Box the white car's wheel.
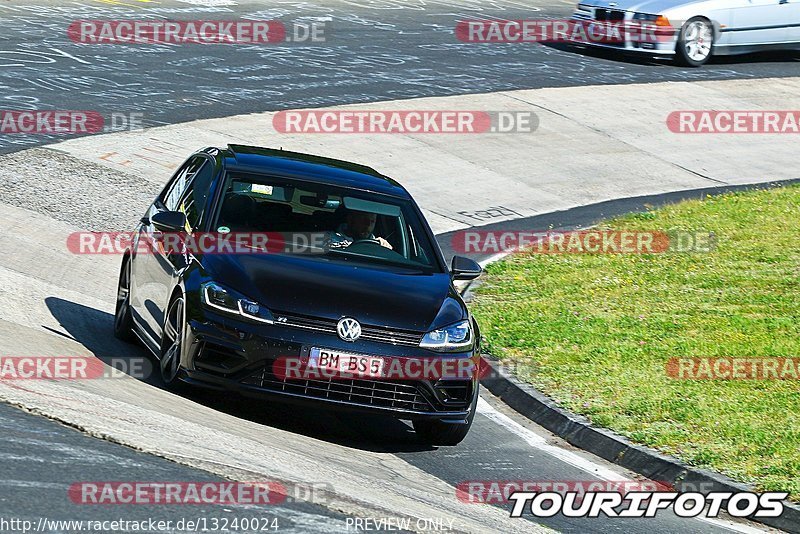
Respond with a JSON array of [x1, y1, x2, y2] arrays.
[[675, 17, 714, 67]]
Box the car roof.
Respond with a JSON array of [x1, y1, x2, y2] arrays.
[[216, 144, 411, 199]]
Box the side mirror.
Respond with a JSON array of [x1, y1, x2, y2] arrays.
[[150, 211, 187, 232], [451, 256, 482, 281]]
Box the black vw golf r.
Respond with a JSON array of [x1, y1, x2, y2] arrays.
[[114, 145, 484, 445]]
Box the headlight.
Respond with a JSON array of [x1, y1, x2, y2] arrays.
[[633, 13, 672, 26], [201, 281, 274, 324], [420, 320, 473, 352]]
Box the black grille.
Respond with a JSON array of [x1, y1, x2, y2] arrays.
[[242, 364, 435, 412], [594, 8, 625, 21], [273, 311, 423, 347]]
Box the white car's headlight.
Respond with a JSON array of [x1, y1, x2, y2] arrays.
[[420, 320, 473, 352], [632, 13, 672, 26], [201, 281, 274, 324]]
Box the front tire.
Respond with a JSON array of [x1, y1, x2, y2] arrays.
[[160, 295, 187, 390], [413, 392, 477, 446], [675, 17, 714, 67], [113, 259, 136, 343]]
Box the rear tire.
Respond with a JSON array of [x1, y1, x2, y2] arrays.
[[674, 17, 714, 67], [413, 391, 477, 446], [113, 259, 136, 343]]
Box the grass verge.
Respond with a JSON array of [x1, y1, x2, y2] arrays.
[[471, 185, 800, 499]]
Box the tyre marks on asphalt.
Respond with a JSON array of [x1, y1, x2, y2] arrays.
[[1, 0, 797, 154]]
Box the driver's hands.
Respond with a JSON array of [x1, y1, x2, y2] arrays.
[[377, 237, 393, 250]]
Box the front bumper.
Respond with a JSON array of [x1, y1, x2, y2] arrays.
[[569, 14, 679, 56], [181, 306, 480, 422]]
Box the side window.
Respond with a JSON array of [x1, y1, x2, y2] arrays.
[[160, 156, 205, 211], [181, 161, 214, 229]]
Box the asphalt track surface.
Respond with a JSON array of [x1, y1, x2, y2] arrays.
[[0, 402, 348, 532], [0, 0, 796, 532], [0, 0, 798, 153]]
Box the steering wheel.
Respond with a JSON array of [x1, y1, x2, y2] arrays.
[[350, 238, 381, 246]]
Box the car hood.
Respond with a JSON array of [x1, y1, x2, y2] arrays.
[[201, 254, 465, 332], [580, 0, 696, 13]]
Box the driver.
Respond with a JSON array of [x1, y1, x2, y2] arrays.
[[326, 209, 393, 250]]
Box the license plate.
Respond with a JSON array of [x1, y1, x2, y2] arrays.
[[309, 347, 385, 379]]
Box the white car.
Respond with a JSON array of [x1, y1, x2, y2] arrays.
[[572, 0, 800, 66]]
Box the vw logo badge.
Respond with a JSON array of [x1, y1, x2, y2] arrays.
[[337, 317, 361, 342]]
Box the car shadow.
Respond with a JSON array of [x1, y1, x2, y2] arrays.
[[44, 296, 435, 453], [546, 42, 667, 66], [546, 42, 800, 67], [44, 296, 160, 386], [191, 387, 433, 453], [710, 49, 800, 65]]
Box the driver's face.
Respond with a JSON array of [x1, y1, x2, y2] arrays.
[[347, 211, 377, 239]]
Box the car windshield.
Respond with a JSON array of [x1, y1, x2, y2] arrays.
[[212, 172, 442, 272]]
